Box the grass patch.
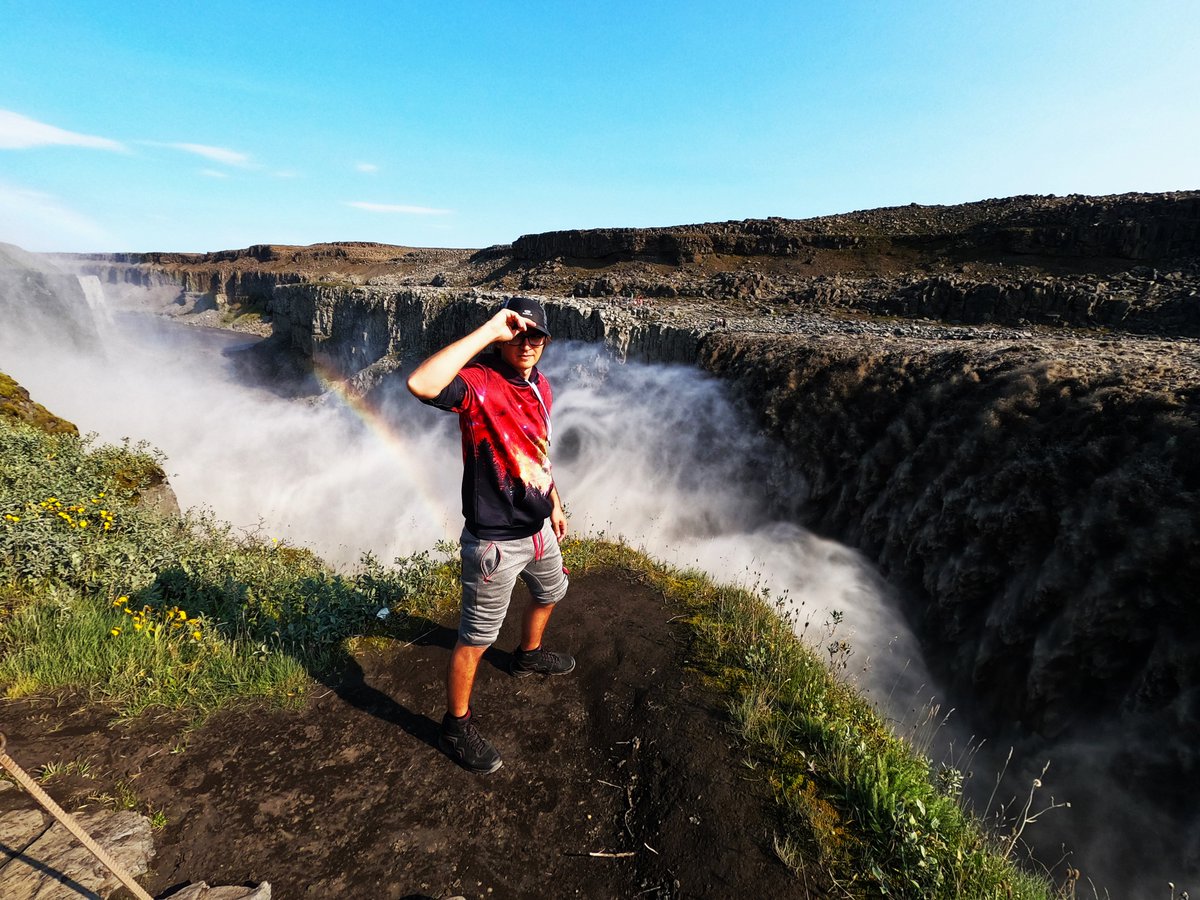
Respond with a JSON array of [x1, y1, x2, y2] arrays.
[[559, 537, 1066, 900], [0, 416, 460, 719], [220, 297, 271, 328]]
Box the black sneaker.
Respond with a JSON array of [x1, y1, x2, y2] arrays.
[[510, 645, 576, 678], [439, 710, 502, 774]]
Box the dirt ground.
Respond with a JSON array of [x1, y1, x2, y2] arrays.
[[0, 570, 805, 899]]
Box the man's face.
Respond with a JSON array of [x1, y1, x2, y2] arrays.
[[498, 333, 547, 374]]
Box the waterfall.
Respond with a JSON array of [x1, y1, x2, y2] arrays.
[[76, 274, 115, 331]]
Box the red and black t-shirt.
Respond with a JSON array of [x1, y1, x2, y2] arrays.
[[424, 356, 555, 540]]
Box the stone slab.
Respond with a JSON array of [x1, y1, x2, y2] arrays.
[[165, 882, 271, 900], [0, 808, 153, 899]]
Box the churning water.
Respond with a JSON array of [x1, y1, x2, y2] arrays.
[[0, 278, 934, 712]]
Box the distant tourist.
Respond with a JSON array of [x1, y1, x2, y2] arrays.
[[406, 297, 573, 774]]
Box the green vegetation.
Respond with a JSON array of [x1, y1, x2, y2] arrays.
[[0, 417, 458, 718], [0, 372, 78, 435], [0, 407, 1062, 898], [558, 538, 1065, 900], [220, 297, 271, 329]]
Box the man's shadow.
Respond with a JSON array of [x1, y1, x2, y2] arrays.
[[316, 622, 516, 750]]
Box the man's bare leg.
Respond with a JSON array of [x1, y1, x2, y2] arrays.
[[520, 601, 557, 652], [446, 641, 488, 717], [440, 640, 502, 773]]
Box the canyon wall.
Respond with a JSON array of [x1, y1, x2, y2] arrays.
[[266, 284, 711, 378], [69, 193, 1200, 336], [258, 279, 1200, 750], [72, 255, 302, 305], [699, 331, 1200, 741]]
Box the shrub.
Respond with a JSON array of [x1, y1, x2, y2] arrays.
[[0, 420, 457, 716]]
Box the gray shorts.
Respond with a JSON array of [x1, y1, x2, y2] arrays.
[[458, 519, 569, 646]]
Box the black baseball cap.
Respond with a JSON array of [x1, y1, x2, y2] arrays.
[[500, 297, 551, 337]]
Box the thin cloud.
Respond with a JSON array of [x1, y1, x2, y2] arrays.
[[346, 201, 452, 215], [0, 180, 112, 249], [356, 162, 379, 173], [200, 169, 230, 179], [168, 142, 252, 167], [0, 109, 125, 151]]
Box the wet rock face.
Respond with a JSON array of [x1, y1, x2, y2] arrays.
[[698, 332, 1200, 741]]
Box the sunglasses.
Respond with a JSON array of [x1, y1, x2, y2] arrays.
[[505, 334, 548, 347]]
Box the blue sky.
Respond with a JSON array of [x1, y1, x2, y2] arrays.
[[1, 1, 1196, 253]]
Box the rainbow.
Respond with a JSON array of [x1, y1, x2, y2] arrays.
[[309, 359, 457, 544]]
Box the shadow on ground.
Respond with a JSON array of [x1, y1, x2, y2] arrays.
[[0, 569, 801, 899]]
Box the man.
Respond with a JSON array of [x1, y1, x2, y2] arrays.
[[407, 297, 573, 774]]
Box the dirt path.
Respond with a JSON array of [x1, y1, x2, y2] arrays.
[[0, 570, 803, 898]]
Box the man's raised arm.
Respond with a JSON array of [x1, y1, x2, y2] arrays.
[[406, 309, 536, 400]]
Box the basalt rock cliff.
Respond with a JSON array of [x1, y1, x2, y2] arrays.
[[62, 192, 1200, 337]]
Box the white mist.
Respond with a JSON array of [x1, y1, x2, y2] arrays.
[[0, 278, 933, 710]]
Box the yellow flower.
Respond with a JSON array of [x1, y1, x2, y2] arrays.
[[133, 622, 143, 631], [110, 627, 121, 637], [78, 520, 89, 528], [191, 630, 202, 641], [177, 610, 187, 621]]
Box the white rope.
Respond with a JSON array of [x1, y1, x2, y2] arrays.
[[525, 374, 553, 446]]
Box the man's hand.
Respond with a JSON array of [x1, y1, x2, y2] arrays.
[[490, 309, 538, 344], [550, 490, 567, 541]]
